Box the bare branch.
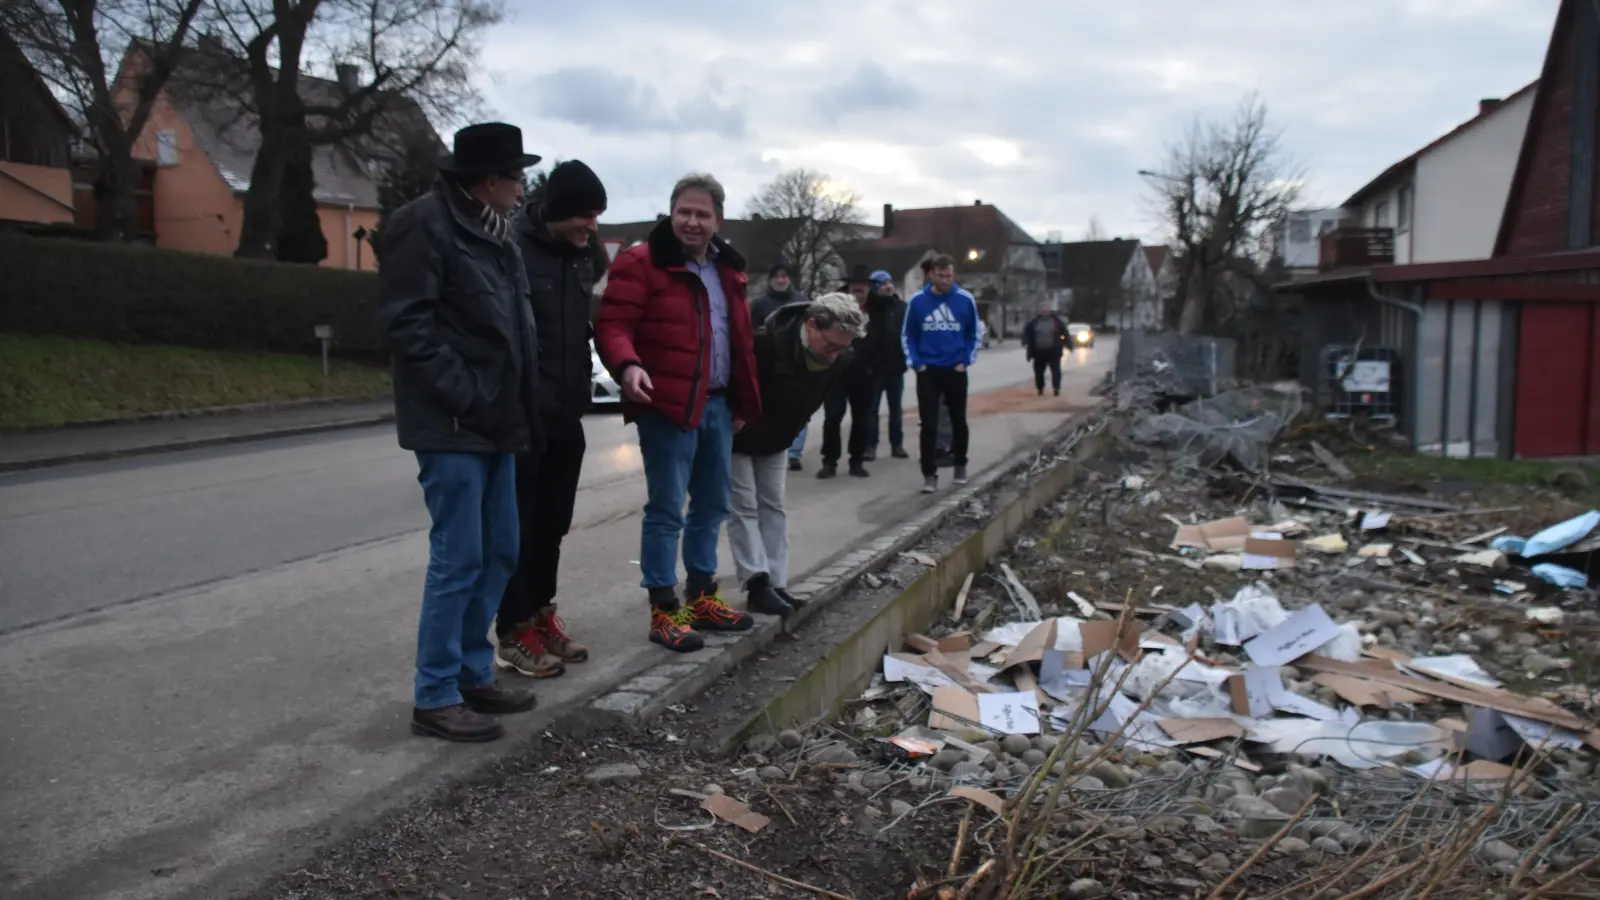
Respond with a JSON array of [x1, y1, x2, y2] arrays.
[[743, 168, 866, 298]]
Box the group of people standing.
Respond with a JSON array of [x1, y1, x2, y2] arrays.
[[378, 121, 986, 743]]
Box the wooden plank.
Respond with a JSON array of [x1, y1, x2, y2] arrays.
[[1296, 655, 1589, 731]]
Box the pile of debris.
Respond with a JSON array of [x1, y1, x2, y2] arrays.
[[766, 393, 1600, 897]]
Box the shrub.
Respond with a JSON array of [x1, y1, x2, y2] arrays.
[[0, 233, 384, 357]]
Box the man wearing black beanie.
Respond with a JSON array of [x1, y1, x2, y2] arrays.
[[494, 159, 608, 681]]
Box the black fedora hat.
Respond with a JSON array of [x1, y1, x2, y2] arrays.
[[438, 122, 541, 175]]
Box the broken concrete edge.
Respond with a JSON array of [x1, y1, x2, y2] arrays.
[[0, 412, 397, 473], [716, 410, 1124, 755], [582, 405, 1118, 733]]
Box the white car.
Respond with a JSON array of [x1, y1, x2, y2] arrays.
[[590, 339, 621, 408]]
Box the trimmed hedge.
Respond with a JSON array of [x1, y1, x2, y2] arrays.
[[0, 233, 385, 357]]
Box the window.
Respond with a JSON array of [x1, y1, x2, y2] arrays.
[[1374, 201, 1391, 228], [155, 130, 178, 167], [1397, 186, 1412, 232], [1288, 216, 1310, 243]]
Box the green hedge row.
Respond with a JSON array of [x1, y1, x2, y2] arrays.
[[0, 233, 386, 357]]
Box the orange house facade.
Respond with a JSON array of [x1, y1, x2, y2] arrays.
[[0, 31, 77, 229]]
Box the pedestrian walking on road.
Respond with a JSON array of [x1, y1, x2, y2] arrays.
[[494, 160, 609, 680], [729, 294, 866, 616], [818, 270, 878, 479], [747, 260, 811, 472], [379, 122, 543, 743], [595, 173, 762, 653], [1022, 301, 1069, 396], [902, 253, 979, 494], [861, 269, 909, 462]]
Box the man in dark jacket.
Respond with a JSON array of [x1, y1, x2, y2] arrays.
[[818, 269, 878, 479], [748, 261, 813, 471], [379, 122, 542, 743], [1021, 301, 1069, 396], [862, 269, 909, 461], [493, 160, 608, 680], [595, 173, 763, 653], [729, 294, 866, 616]]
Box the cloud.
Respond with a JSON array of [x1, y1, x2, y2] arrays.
[[479, 0, 1559, 241], [528, 66, 745, 139], [813, 63, 920, 124]]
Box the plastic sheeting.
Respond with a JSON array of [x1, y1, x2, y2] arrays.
[[1127, 385, 1304, 471]]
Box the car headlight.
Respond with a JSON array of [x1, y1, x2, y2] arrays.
[[1075, 332, 1090, 343]]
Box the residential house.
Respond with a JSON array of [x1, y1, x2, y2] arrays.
[[112, 38, 440, 269], [1144, 245, 1179, 320], [0, 31, 77, 229], [837, 201, 1046, 338], [1280, 0, 1600, 459], [1041, 239, 1160, 330], [1273, 208, 1349, 279]]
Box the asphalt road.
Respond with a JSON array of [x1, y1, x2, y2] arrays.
[[0, 340, 1112, 900]]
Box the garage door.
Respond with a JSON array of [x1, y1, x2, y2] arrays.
[[1514, 303, 1600, 457]]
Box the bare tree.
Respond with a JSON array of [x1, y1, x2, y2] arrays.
[[1081, 215, 1108, 241], [743, 168, 865, 299], [2, 0, 207, 239], [1146, 93, 1301, 333], [197, 0, 498, 258]]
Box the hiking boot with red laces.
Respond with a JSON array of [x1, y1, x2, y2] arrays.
[[649, 606, 705, 653], [531, 604, 588, 663], [685, 586, 754, 633], [495, 628, 565, 679]]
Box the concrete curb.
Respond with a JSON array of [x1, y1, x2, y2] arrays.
[[3, 394, 392, 433], [719, 412, 1125, 750], [0, 412, 396, 473], [583, 407, 1115, 729]]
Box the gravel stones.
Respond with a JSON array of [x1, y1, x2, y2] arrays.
[[1000, 734, 1032, 755], [758, 766, 786, 782], [1311, 836, 1345, 855], [583, 762, 642, 784], [777, 729, 804, 749], [1480, 839, 1521, 865], [1087, 760, 1131, 788], [1067, 877, 1107, 898], [1262, 787, 1311, 816], [949, 761, 985, 781], [861, 771, 891, 791], [1274, 837, 1312, 855], [929, 749, 966, 771], [1021, 749, 1048, 767], [744, 734, 777, 755]]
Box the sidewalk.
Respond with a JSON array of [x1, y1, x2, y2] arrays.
[[0, 400, 395, 472]]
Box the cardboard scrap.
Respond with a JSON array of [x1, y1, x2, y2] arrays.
[[928, 686, 980, 732], [1304, 533, 1349, 554], [948, 785, 1007, 816], [702, 793, 771, 833], [937, 632, 973, 653], [1358, 543, 1393, 558], [1297, 655, 1590, 732], [1186, 744, 1262, 772], [999, 620, 1058, 671], [1173, 517, 1251, 552], [1080, 619, 1141, 661], [1242, 535, 1299, 570], [1157, 717, 1246, 745], [1310, 673, 1430, 708]]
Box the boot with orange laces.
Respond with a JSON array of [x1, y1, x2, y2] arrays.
[[684, 580, 754, 634], [648, 587, 704, 653], [530, 604, 588, 664]]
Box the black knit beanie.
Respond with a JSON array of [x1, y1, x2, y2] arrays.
[[543, 160, 607, 222], [769, 260, 794, 280]]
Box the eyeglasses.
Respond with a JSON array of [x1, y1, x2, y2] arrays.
[[818, 332, 854, 354]]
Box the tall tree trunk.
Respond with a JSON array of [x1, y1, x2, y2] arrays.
[[234, 5, 316, 259], [274, 122, 327, 264], [89, 114, 139, 240]]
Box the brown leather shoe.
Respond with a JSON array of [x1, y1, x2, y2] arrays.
[[461, 679, 537, 715], [532, 604, 589, 663], [411, 704, 503, 742]]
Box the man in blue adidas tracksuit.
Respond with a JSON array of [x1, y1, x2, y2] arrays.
[[901, 252, 980, 494]]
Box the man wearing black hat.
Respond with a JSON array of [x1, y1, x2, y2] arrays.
[[492, 160, 609, 681], [747, 260, 810, 470], [379, 122, 543, 743]]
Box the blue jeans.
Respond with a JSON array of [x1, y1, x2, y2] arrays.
[[788, 424, 807, 461], [413, 451, 519, 710], [636, 394, 734, 590], [867, 370, 905, 450]]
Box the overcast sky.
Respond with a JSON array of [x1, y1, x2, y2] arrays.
[[474, 0, 1556, 243]]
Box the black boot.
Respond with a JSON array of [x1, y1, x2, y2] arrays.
[[745, 573, 793, 617], [817, 464, 838, 479], [411, 704, 503, 742]]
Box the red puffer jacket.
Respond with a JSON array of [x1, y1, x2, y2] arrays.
[[595, 218, 762, 429]]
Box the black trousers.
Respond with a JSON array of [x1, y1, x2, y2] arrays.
[[1032, 352, 1063, 392], [916, 367, 969, 476], [496, 411, 586, 637], [822, 375, 875, 466]]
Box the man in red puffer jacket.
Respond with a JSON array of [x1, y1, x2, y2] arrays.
[[595, 172, 763, 653]]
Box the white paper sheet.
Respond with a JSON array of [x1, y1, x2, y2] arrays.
[[1501, 712, 1586, 750], [1407, 654, 1499, 688], [1243, 605, 1341, 666], [977, 691, 1041, 735], [1361, 512, 1392, 531], [882, 655, 957, 694]]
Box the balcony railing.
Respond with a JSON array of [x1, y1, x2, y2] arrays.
[[1319, 226, 1395, 270]]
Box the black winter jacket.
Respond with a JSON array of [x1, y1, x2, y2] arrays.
[[732, 303, 852, 456], [749, 288, 808, 332], [379, 181, 540, 454], [515, 205, 605, 420], [866, 291, 907, 374]]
